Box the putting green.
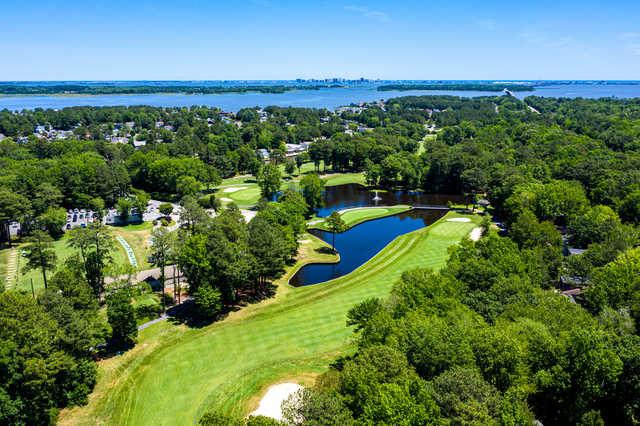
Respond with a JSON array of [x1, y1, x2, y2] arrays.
[[59, 212, 480, 425], [217, 165, 366, 209], [311, 205, 412, 231]]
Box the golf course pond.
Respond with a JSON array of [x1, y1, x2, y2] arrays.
[[316, 183, 466, 217], [290, 184, 463, 286]]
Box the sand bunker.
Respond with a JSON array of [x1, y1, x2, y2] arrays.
[[470, 227, 483, 241], [223, 186, 247, 193], [250, 383, 302, 421], [241, 209, 257, 222], [446, 217, 471, 222]]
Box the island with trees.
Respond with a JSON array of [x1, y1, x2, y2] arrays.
[[0, 83, 342, 96], [377, 83, 535, 92]]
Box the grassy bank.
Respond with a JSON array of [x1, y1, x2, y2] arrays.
[[310, 205, 412, 231], [59, 211, 480, 425]]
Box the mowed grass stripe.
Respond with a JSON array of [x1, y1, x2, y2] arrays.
[[59, 212, 480, 426]]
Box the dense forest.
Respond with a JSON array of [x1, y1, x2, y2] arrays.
[[2, 94, 640, 424]]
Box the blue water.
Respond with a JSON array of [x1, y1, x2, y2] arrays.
[[2, 83, 640, 111], [289, 209, 445, 286], [315, 184, 464, 218]]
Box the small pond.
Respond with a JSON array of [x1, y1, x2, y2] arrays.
[[316, 184, 467, 217], [290, 209, 447, 286]]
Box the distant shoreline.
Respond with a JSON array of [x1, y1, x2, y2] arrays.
[[0, 84, 344, 96], [377, 83, 535, 92]]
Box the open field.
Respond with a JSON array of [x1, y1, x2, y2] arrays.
[[59, 211, 481, 425], [310, 205, 412, 231]]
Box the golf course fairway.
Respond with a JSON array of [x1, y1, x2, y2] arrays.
[[59, 211, 481, 425]]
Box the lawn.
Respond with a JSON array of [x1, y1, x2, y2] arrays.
[[320, 172, 365, 187], [12, 236, 77, 292], [110, 222, 154, 271], [59, 211, 481, 426], [216, 163, 366, 209], [311, 205, 412, 231], [7, 222, 154, 292]]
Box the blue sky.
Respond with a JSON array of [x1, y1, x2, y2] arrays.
[[1, 0, 639, 80]]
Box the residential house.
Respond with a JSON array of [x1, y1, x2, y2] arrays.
[[258, 149, 270, 160]]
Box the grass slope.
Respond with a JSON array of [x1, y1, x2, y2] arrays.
[[59, 212, 480, 426], [311, 205, 412, 231]]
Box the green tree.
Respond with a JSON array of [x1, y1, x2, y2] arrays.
[[431, 367, 502, 425], [248, 216, 289, 291], [282, 388, 355, 426], [0, 188, 32, 246], [0, 292, 96, 424], [89, 196, 105, 220], [68, 223, 114, 296], [300, 173, 325, 213], [22, 230, 57, 289], [106, 289, 137, 347], [38, 206, 67, 239], [116, 197, 134, 223], [324, 211, 347, 252], [176, 175, 201, 198], [620, 189, 640, 224], [151, 227, 175, 313], [193, 284, 223, 319], [257, 163, 282, 199], [180, 195, 209, 231], [159, 202, 174, 217], [568, 205, 622, 248], [284, 158, 296, 176], [132, 188, 150, 216], [510, 209, 562, 249], [198, 412, 243, 426]]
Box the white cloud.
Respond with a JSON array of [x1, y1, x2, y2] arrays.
[[344, 6, 390, 23]]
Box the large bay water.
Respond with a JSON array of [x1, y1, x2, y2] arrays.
[[289, 184, 462, 286], [2, 83, 640, 111]]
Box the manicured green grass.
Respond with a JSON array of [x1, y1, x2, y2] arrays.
[[216, 164, 366, 209], [321, 172, 365, 187], [8, 223, 154, 292], [59, 212, 481, 426], [13, 236, 76, 292], [311, 205, 412, 231]]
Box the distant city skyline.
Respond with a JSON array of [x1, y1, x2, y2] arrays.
[[2, 0, 639, 80]]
